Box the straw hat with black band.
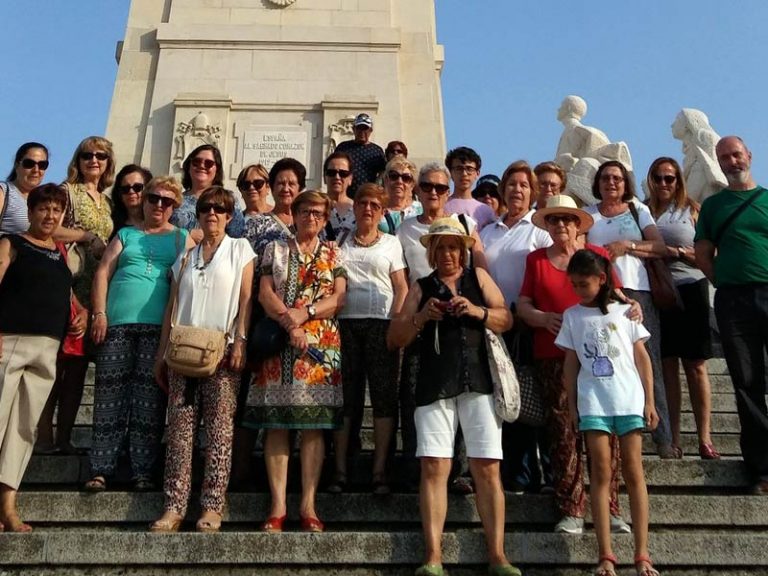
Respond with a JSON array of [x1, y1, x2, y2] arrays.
[[531, 194, 594, 234]]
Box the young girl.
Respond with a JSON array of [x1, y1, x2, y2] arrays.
[[554, 250, 661, 576]]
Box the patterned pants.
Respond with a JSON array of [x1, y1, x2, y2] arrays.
[[163, 365, 240, 516], [537, 359, 621, 518], [90, 324, 165, 479]]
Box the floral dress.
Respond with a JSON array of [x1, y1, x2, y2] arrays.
[[244, 238, 346, 429]]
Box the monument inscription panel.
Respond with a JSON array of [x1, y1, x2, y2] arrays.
[[242, 128, 309, 170]]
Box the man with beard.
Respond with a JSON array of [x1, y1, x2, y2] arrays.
[[695, 135, 768, 495]]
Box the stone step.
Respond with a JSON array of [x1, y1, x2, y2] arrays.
[[2, 531, 767, 568], [0, 569, 763, 576], [21, 455, 751, 489], [641, 432, 740, 456], [15, 492, 768, 527]]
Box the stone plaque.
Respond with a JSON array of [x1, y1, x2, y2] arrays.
[[242, 128, 309, 170]]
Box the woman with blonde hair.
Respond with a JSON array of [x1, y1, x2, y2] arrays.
[[237, 163, 271, 218], [379, 155, 422, 234]]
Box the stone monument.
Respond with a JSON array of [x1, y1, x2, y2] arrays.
[[554, 95, 633, 206], [105, 0, 446, 191], [671, 108, 728, 203]]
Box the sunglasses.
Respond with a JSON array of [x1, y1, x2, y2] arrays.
[[389, 149, 405, 156], [419, 182, 451, 195], [192, 158, 216, 170], [117, 183, 145, 195], [651, 174, 677, 185], [387, 170, 414, 183], [239, 179, 266, 191], [79, 151, 109, 162], [299, 208, 325, 219], [600, 174, 624, 183], [545, 214, 579, 225], [145, 193, 176, 208], [20, 158, 49, 170], [198, 202, 228, 215], [355, 200, 382, 211], [325, 168, 351, 179]]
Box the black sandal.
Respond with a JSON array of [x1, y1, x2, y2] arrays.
[[327, 473, 347, 494], [372, 473, 390, 495]]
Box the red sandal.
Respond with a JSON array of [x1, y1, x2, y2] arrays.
[[299, 514, 324, 532], [261, 514, 286, 533], [634, 554, 660, 576], [594, 553, 617, 576]]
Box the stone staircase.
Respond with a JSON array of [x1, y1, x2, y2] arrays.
[[3, 359, 768, 575]]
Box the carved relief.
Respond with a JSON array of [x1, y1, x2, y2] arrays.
[[174, 111, 222, 162], [327, 116, 356, 154], [266, 0, 297, 7]]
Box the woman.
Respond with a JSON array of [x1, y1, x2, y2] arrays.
[[0, 184, 77, 532], [243, 190, 346, 533], [388, 218, 520, 576], [37, 136, 115, 455], [323, 152, 356, 239], [518, 194, 639, 535], [472, 174, 503, 217], [237, 163, 271, 218], [379, 155, 422, 234], [385, 140, 408, 162], [1, 142, 49, 235], [110, 165, 153, 237], [170, 144, 245, 242], [585, 160, 675, 458], [480, 160, 552, 494], [329, 183, 408, 495], [533, 161, 567, 209], [646, 157, 718, 459], [150, 186, 255, 532], [85, 177, 193, 493]]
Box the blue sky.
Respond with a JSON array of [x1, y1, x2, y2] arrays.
[[3, 1, 768, 185]]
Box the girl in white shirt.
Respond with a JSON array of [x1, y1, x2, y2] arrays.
[[555, 249, 660, 576]]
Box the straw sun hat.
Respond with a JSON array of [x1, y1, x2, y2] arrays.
[[419, 217, 476, 248], [531, 195, 594, 234]]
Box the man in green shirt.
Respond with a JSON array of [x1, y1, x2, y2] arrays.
[[695, 136, 768, 495]]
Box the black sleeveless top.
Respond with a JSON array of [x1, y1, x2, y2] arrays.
[[415, 268, 492, 406], [0, 235, 72, 339]]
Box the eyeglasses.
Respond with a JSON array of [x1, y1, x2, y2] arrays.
[[387, 171, 414, 183], [451, 165, 478, 175], [117, 183, 145, 195], [419, 182, 451, 195], [145, 193, 176, 208], [79, 151, 109, 162], [325, 168, 351, 179], [20, 158, 49, 170], [539, 181, 561, 190], [239, 179, 266, 191], [651, 174, 677, 185], [600, 174, 624, 183], [355, 200, 382, 211], [299, 208, 325, 219], [191, 158, 216, 170], [545, 214, 579, 225], [198, 203, 228, 214]]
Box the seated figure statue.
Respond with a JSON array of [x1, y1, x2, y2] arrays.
[[555, 95, 633, 206], [671, 108, 728, 203]]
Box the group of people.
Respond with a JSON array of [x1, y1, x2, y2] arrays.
[[1, 121, 766, 576]]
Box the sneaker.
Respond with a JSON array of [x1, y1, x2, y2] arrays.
[[554, 515, 584, 534], [610, 514, 631, 533], [505, 480, 525, 495]]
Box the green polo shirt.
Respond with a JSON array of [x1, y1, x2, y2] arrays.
[[695, 186, 768, 287]]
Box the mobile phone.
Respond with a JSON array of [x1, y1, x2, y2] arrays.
[[307, 347, 324, 363], [434, 301, 454, 314]]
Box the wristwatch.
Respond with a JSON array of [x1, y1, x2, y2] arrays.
[[307, 305, 317, 320], [630, 242, 637, 252]]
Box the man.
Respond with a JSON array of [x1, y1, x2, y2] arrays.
[[335, 113, 386, 197], [695, 135, 768, 494], [444, 146, 496, 230]]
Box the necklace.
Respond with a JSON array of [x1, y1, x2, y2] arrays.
[[195, 238, 223, 271], [353, 231, 381, 247]]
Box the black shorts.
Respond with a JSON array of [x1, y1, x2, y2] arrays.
[[659, 278, 713, 361]]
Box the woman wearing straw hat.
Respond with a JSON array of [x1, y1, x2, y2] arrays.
[[388, 217, 520, 576]]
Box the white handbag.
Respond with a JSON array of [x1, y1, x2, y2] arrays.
[[485, 328, 520, 423]]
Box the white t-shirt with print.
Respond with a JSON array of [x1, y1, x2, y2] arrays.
[[585, 200, 655, 291], [338, 233, 406, 319], [555, 302, 650, 417]]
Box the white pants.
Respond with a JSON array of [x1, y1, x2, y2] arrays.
[[415, 391, 502, 460], [0, 334, 60, 489]]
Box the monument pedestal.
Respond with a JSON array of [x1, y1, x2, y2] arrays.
[[106, 0, 446, 189]]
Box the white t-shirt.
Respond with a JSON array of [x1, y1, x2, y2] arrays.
[[396, 213, 477, 284], [338, 233, 406, 319], [480, 210, 552, 306], [555, 302, 650, 417], [585, 201, 655, 291], [172, 236, 256, 343]]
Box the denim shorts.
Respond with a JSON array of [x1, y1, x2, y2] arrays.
[[579, 415, 645, 436]]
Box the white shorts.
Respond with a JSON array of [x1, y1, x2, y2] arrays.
[[414, 391, 502, 460]]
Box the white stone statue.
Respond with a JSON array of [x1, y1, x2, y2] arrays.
[[555, 95, 633, 206], [671, 108, 728, 203]]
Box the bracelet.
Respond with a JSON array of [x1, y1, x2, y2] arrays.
[[91, 311, 106, 321], [412, 314, 423, 332], [481, 307, 489, 324]]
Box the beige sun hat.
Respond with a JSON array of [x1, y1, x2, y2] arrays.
[[531, 194, 594, 234], [419, 217, 476, 248]]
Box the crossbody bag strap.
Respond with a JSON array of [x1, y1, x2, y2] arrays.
[[458, 213, 475, 268], [269, 212, 293, 237], [627, 202, 646, 240], [713, 188, 766, 245]]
